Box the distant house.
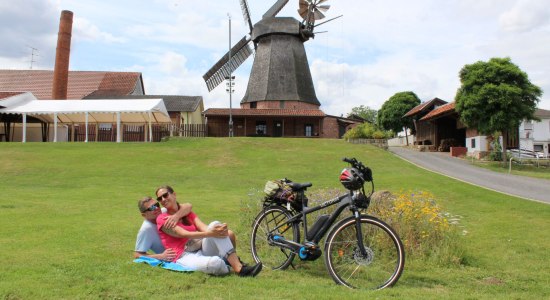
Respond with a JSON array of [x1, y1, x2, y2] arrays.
[[203, 108, 325, 137], [0, 70, 144, 99], [0, 70, 183, 142], [402, 98, 548, 157], [84, 94, 206, 137], [417, 102, 467, 151], [403, 98, 465, 149], [518, 109, 550, 158]]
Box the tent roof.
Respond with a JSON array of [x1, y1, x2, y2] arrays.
[[0, 96, 171, 123]]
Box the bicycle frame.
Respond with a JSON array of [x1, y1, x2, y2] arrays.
[[254, 158, 404, 289], [268, 189, 368, 256]]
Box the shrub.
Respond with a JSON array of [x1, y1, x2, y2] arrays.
[[240, 188, 465, 266], [343, 122, 392, 139], [369, 190, 465, 265]]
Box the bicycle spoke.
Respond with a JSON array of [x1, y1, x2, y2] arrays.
[[251, 206, 299, 270], [325, 216, 404, 289]]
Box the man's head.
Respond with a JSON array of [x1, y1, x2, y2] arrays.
[[155, 185, 177, 208], [138, 196, 161, 222]]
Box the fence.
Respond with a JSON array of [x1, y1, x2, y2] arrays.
[[346, 138, 388, 150], [69, 123, 206, 142], [176, 124, 206, 137]]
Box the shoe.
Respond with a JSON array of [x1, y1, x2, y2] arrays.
[[238, 256, 248, 267], [224, 256, 249, 267], [238, 262, 263, 277]]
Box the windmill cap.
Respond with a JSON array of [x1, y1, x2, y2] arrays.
[[252, 17, 301, 41]]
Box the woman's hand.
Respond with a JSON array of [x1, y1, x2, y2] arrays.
[[208, 223, 229, 238]]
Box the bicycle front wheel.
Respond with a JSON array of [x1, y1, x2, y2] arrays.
[[324, 215, 405, 289], [250, 206, 300, 270]]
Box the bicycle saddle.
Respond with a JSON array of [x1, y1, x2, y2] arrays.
[[288, 182, 312, 191]]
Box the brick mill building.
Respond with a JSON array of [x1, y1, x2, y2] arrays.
[[203, 102, 360, 138]]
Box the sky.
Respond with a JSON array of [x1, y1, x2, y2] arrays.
[[1, 0, 549, 116]]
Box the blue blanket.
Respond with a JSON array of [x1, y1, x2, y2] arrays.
[[133, 256, 195, 272]]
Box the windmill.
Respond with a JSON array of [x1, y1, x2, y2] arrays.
[[202, 0, 332, 108]]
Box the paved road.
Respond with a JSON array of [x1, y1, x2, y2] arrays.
[[389, 147, 550, 204]]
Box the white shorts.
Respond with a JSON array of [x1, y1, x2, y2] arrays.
[[175, 221, 235, 275]]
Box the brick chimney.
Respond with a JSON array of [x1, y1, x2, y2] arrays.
[[52, 10, 73, 100]]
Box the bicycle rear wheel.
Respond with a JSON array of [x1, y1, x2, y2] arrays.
[[324, 215, 405, 289], [250, 206, 300, 270]]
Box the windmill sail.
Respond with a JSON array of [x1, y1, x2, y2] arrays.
[[263, 0, 289, 19], [202, 37, 253, 91], [240, 0, 254, 33]]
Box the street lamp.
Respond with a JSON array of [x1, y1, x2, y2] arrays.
[[227, 14, 234, 137], [225, 75, 235, 137]]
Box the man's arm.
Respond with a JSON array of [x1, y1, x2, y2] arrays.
[[162, 202, 192, 229]]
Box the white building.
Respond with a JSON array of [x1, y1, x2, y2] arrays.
[[519, 109, 550, 158]]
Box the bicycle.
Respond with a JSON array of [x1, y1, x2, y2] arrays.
[[250, 158, 405, 289]]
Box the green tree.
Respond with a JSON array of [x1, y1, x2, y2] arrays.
[[377, 91, 421, 144], [347, 105, 377, 124], [455, 57, 542, 160]]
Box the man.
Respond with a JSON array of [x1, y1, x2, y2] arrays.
[[155, 185, 262, 277], [134, 196, 192, 260]]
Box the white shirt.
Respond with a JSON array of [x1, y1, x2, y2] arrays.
[[134, 208, 166, 254]]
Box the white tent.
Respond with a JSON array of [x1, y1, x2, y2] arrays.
[[0, 93, 171, 142]]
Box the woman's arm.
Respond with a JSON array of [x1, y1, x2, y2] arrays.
[[161, 225, 207, 239], [193, 217, 228, 238]]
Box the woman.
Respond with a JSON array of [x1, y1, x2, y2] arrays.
[[155, 185, 262, 277]]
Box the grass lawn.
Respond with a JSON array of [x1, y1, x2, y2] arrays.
[[468, 159, 550, 180], [0, 138, 549, 299]]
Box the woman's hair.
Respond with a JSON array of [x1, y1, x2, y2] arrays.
[[138, 196, 153, 213], [155, 185, 194, 225], [155, 185, 174, 196]]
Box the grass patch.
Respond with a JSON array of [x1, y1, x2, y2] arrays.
[[469, 159, 550, 180], [0, 138, 549, 299]]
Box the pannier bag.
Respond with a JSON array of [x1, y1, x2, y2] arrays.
[[264, 179, 302, 211]]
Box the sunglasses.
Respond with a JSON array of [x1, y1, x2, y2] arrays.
[[143, 202, 160, 212], [156, 192, 170, 201]]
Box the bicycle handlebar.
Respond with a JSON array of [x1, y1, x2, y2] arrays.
[[342, 157, 365, 169], [342, 157, 373, 182]]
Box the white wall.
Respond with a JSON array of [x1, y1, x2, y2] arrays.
[[519, 117, 550, 157], [388, 135, 414, 146], [532, 119, 550, 141], [466, 136, 489, 153], [1, 124, 69, 142]]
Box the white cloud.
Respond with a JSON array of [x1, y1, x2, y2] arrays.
[[0, 0, 59, 67], [156, 51, 188, 76], [499, 0, 550, 33], [73, 17, 126, 43]]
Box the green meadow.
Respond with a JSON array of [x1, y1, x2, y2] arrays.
[[0, 138, 548, 299]]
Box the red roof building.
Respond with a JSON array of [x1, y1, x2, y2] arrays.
[[202, 105, 359, 138], [0, 70, 144, 100], [403, 99, 466, 151]]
